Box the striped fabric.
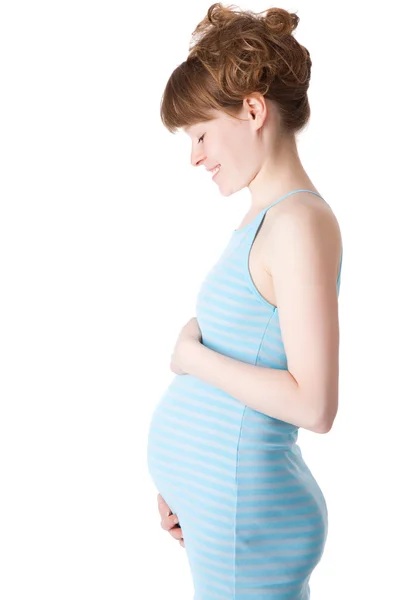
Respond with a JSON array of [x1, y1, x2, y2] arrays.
[[147, 190, 342, 599]]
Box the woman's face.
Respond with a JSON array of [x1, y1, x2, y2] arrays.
[[184, 108, 264, 197]]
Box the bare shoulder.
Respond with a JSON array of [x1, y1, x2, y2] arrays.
[[261, 192, 342, 275]]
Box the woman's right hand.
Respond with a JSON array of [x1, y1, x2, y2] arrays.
[[157, 493, 185, 548]]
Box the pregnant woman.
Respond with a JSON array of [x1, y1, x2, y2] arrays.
[[147, 4, 343, 599]]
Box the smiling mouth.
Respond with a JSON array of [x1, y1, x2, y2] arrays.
[[210, 165, 221, 177]]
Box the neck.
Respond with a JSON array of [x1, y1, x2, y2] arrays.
[[248, 135, 316, 210]]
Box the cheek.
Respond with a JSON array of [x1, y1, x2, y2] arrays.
[[230, 143, 253, 175], [216, 128, 253, 173], [233, 129, 254, 159]]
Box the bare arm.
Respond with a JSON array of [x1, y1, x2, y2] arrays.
[[183, 205, 341, 433]]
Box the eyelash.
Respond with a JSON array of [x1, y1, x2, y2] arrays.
[[198, 134, 205, 143]]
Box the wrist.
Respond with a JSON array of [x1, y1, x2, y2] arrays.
[[183, 338, 201, 374]]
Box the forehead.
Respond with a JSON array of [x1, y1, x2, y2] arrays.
[[182, 114, 222, 135], [182, 122, 205, 134]]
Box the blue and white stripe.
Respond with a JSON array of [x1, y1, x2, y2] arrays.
[[147, 190, 342, 599]]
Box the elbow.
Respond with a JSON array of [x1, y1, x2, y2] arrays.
[[313, 418, 333, 434], [313, 406, 338, 434], [311, 393, 338, 434]]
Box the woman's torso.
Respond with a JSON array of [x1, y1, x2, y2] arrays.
[[146, 189, 342, 597], [147, 188, 343, 500]]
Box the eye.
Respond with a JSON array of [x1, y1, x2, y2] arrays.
[[198, 134, 205, 144]]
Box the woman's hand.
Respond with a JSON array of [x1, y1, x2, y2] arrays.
[[158, 493, 185, 548], [170, 317, 202, 375]]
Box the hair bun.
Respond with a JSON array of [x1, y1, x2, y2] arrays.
[[264, 8, 299, 36], [160, 3, 311, 136]]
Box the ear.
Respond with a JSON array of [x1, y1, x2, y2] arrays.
[[243, 94, 267, 130]]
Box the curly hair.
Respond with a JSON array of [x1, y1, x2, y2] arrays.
[[160, 3, 312, 136]]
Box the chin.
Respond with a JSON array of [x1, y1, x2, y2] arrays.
[[218, 181, 246, 197], [219, 188, 234, 197]]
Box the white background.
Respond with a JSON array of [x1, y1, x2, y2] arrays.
[[1, 1, 399, 598]]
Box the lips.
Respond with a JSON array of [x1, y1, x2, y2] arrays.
[[209, 165, 221, 178]]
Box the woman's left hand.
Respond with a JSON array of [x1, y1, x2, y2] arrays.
[[170, 317, 202, 375]]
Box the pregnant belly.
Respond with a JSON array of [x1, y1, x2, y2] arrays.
[[146, 374, 244, 515], [146, 375, 328, 542]]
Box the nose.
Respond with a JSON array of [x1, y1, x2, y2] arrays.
[[190, 145, 206, 168]]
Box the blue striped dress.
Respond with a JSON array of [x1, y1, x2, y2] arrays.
[[147, 189, 343, 599]]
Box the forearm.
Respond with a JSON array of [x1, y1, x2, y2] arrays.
[[184, 341, 323, 433]]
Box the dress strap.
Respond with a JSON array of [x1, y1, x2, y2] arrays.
[[265, 189, 327, 212]]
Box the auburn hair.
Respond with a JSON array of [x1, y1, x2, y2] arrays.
[[160, 3, 312, 136]]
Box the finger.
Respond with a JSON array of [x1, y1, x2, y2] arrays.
[[169, 527, 183, 541], [157, 493, 167, 509], [161, 514, 180, 531], [157, 493, 172, 518]]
